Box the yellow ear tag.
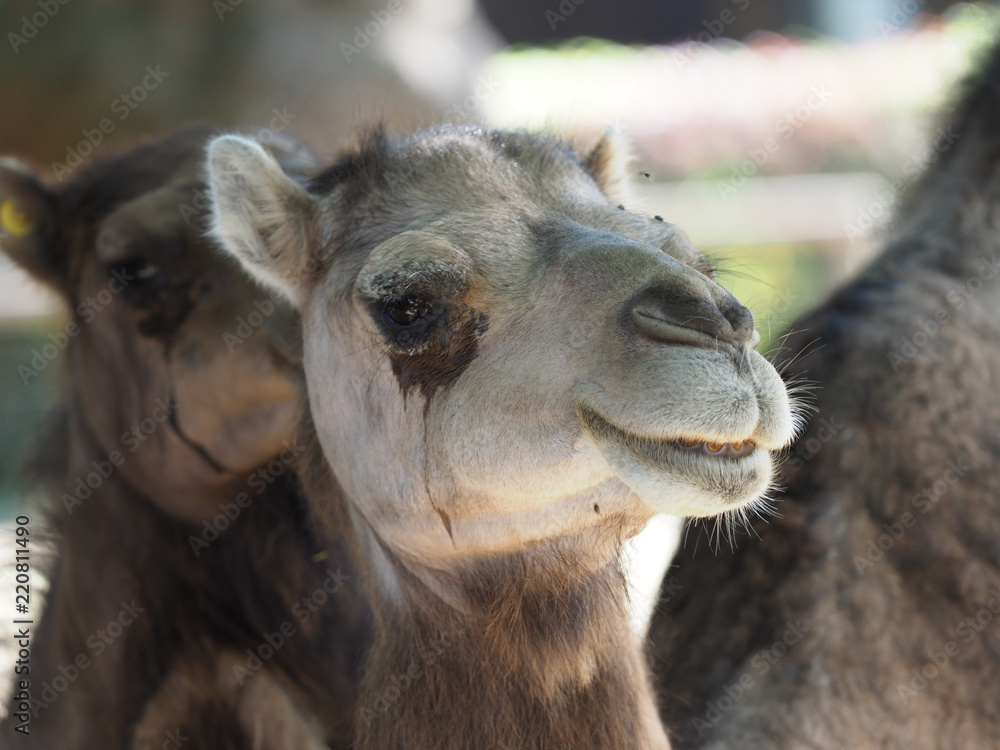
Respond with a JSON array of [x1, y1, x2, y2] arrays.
[[0, 200, 35, 238]]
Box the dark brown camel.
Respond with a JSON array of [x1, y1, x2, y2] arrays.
[[649, 42, 1000, 749], [0, 128, 369, 749]]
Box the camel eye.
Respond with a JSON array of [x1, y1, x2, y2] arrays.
[[383, 296, 434, 328], [105, 256, 172, 306]]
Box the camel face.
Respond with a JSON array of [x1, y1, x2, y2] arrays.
[[83, 182, 302, 479], [208, 127, 796, 561], [0, 129, 308, 521]]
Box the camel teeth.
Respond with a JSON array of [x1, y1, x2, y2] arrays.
[[675, 438, 755, 455]]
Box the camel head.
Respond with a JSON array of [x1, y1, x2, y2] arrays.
[[207, 126, 797, 568], [0, 128, 315, 521]]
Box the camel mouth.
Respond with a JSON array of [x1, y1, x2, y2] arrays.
[[577, 405, 773, 515], [167, 397, 231, 474], [578, 407, 759, 465]]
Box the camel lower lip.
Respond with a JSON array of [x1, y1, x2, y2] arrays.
[[578, 407, 757, 465], [579, 405, 772, 514]]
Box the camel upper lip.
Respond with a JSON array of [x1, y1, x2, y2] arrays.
[[578, 406, 758, 462]]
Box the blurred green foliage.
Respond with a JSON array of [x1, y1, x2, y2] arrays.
[[714, 243, 833, 355]]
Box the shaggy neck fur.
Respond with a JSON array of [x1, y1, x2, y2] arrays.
[[649, 41, 1000, 750], [7, 400, 368, 749], [300, 417, 669, 750]]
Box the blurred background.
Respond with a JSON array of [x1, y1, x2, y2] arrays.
[[0, 0, 997, 613]]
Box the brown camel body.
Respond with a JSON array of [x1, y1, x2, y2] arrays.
[[650, 42, 1000, 750], [0, 128, 370, 749]]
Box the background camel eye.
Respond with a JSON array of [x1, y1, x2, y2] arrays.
[[104, 255, 187, 325], [382, 296, 434, 328], [107, 256, 166, 289]]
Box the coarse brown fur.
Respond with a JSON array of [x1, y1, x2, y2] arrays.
[[297, 410, 666, 750], [649, 40, 1000, 749], [355, 555, 654, 750], [0, 128, 370, 749]]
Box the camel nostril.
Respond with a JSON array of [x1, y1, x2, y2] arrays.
[[721, 299, 756, 345], [629, 286, 753, 347]]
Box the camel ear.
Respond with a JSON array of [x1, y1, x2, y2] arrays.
[[583, 128, 633, 206], [207, 135, 318, 305], [0, 159, 61, 289]]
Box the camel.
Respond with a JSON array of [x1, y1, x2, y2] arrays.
[[0, 127, 370, 748], [649, 40, 1000, 749], [206, 124, 798, 749]]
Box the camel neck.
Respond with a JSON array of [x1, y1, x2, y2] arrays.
[[353, 542, 670, 750]]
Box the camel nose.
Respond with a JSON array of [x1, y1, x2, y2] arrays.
[[629, 285, 757, 348]]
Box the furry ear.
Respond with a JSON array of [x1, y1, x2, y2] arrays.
[[583, 128, 633, 206], [207, 135, 318, 306], [0, 159, 61, 289]]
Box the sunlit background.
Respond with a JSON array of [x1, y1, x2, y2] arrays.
[[0, 0, 997, 651]]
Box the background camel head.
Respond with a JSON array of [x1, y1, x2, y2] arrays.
[[0, 127, 313, 522], [207, 126, 798, 565]]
